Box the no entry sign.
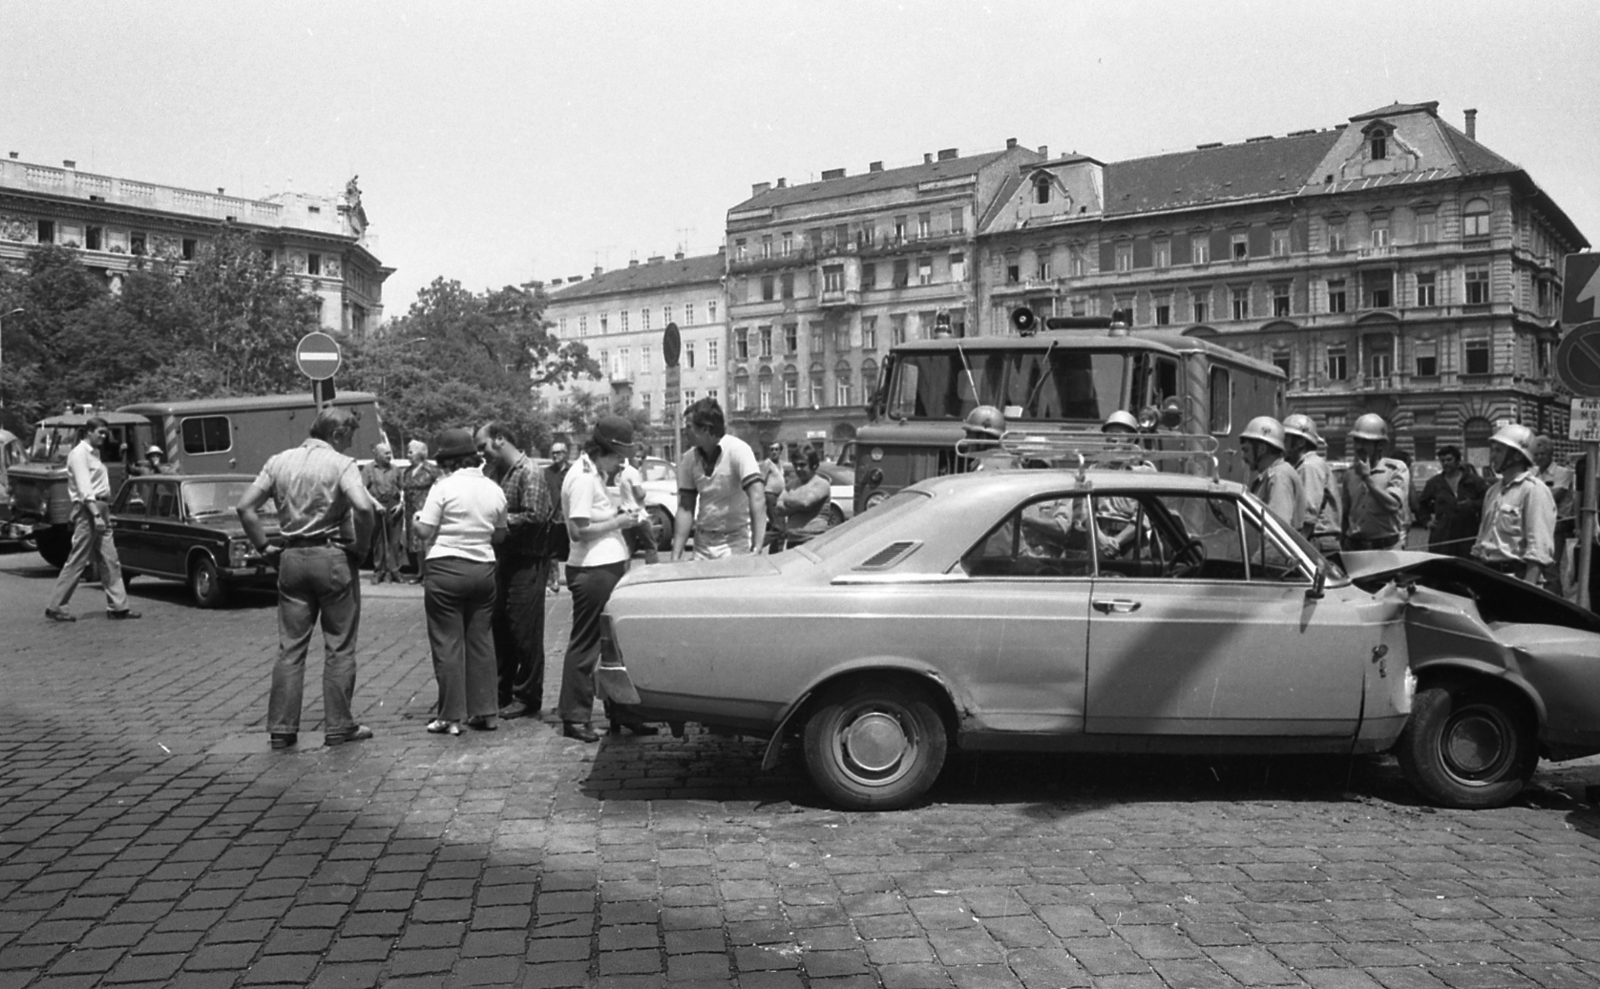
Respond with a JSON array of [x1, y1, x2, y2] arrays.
[[1555, 321, 1600, 399], [295, 332, 341, 381]]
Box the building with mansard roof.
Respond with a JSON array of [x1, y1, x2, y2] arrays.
[[541, 251, 727, 454], [0, 155, 391, 337], [976, 101, 1587, 465], [722, 142, 1042, 454]]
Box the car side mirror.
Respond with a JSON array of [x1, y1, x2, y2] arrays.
[[1306, 564, 1326, 600]]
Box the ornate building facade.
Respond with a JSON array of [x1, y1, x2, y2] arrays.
[[722, 143, 1041, 453], [0, 156, 390, 337], [975, 102, 1588, 465], [541, 251, 727, 453]]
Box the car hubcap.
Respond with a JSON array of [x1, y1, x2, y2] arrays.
[[1443, 708, 1509, 781], [838, 710, 912, 781]]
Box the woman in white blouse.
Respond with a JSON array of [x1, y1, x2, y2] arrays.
[[413, 428, 507, 736]]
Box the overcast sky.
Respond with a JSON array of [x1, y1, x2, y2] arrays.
[[3, 0, 1597, 317]]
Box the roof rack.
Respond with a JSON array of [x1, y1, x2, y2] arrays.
[[955, 428, 1221, 482]]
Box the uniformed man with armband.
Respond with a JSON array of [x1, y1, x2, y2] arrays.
[[1284, 414, 1340, 554], [1241, 416, 1306, 533], [1342, 414, 1409, 551], [1472, 423, 1556, 585]]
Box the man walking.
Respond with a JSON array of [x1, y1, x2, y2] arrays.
[[237, 407, 376, 750], [362, 441, 404, 583], [1417, 445, 1487, 558], [1472, 424, 1556, 585], [44, 417, 140, 622], [1342, 413, 1410, 551], [673, 398, 766, 560], [475, 421, 558, 720]]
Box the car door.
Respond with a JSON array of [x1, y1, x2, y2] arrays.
[[145, 480, 187, 577], [112, 480, 153, 572], [952, 493, 1094, 734], [1085, 489, 1383, 739]]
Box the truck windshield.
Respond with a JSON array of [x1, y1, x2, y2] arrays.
[[887, 349, 1128, 422]]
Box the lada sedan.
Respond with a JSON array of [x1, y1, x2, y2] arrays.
[[111, 474, 281, 608], [600, 467, 1600, 810]]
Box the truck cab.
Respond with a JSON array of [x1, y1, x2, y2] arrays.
[[8, 412, 156, 566]]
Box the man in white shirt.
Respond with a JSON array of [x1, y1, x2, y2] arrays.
[[45, 417, 139, 622], [673, 398, 766, 560]]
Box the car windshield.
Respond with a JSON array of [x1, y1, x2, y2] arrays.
[[183, 479, 262, 518], [887, 348, 1128, 422]]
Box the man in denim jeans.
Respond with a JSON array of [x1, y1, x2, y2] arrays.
[[237, 407, 376, 750]]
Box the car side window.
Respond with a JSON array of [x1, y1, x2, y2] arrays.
[[120, 483, 150, 517], [151, 485, 180, 520], [1241, 503, 1307, 582], [1111, 493, 1248, 581], [962, 495, 1094, 578]]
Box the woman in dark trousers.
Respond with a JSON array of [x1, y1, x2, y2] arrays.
[[557, 416, 657, 742], [412, 428, 507, 736]]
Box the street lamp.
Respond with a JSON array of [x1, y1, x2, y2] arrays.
[[0, 307, 23, 414]]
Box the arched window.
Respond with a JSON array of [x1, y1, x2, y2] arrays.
[[860, 358, 879, 398], [1463, 198, 1491, 238], [1033, 174, 1051, 204]]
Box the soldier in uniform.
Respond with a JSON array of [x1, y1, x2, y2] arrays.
[[1240, 416, 1305, 533], [1472, 424, 1556, 585], [1284, 414, 1340, 554], [1342, 414, 1410, 551]]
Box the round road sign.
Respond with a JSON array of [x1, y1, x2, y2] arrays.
[[296, 331, 342, 381], [662, 322, 681, 369], [1555, 320, 1600, 399]]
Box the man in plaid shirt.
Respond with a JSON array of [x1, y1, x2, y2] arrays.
[[476, 422, 559, 719]]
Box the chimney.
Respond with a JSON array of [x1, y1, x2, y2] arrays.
[[937, 148, 958, 161], [868, 161, 883, 172], [923, 153, 933, 164], [550, 278, 563, 287], [1006, 138, 1018, 149], [7, 152, 16, 160], [751, 181, 771, 195], [674, 250, 684, 260], [648, 255, 664, 264], [593, 265, 603, 276], [63, 159, 76, 169], [628, 259, 639, 267], [821, 168, 845, 180], [570, 274, 583, 282], [1464, 108, 1477, 140], [1037, 146, 1048, 158], [217, 187, 225, 195]]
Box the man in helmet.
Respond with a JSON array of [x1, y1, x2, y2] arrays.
[[1472, 424, 1556, 584], [131, 444, 176, 476], [1341, 413, 1410, 551], [1240, 416, 1305, 533], [1283, 414, 1339, 552], [1416, 445, 1486, 558], [1088, 412, 1155, 556], [962, 405, 1014, 472]]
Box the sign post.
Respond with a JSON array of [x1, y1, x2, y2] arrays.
[[296, 331, 342, 411], [662, 322, 681, 463], [1556, 314, 1600, 612]]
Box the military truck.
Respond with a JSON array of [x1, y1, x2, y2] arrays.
[[8, 392, 382, 567]]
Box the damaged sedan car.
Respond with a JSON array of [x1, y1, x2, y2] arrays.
[[601, 433, 1600, 811]]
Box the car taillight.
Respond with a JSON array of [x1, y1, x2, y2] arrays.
[[599, 616, 623, 666]]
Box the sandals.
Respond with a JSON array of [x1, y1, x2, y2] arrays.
[[426, 719, 461, 736]]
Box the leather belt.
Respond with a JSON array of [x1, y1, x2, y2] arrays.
[[284, 536, 338, 549]]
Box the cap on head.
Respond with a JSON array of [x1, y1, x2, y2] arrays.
[[1350, 413, 1389, 443], [1240, 416, 1286, 452], [433, 428, 477, 460], [591, 415, 636, 454]]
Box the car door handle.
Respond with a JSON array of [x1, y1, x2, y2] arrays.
[[1092, 598, 1141, 614]]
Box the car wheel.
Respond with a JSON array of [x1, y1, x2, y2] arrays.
[[1397, 683, 1536, 809], [647, 505, 674, 552], [826, 503, 846, 528], [802, 679, 948, 810], [189, 555, 228, 609], [36, 525, 71, 569]]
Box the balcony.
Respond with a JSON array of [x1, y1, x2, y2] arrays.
[[818, 288, 860, 309]]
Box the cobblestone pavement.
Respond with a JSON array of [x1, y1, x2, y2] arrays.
[[6, 547, 1600, 989]]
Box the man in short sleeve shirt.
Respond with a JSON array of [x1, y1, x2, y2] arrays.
[[237, 407, 376, 750], [673, 398, 766, 560]]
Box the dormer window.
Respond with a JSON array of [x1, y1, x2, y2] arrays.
[[1371, 129, 1388, 160], [1033, 174, 1051, 204]]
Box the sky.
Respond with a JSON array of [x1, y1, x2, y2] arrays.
[[3, 0, 1598, 318]]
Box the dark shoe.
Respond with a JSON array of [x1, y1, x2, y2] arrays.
[[498, 701, 534, 720], [562, 722, 599, 743], [270, 733, 297, 750], [466, 716, 497, 732], [326, 725, 374, 746], [44, 608, 76, 623], [107, 609, 142, 620]]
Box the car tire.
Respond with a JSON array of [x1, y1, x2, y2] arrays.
[[36, 525, 71, 569], [1396, 683, 1536, 809], [802, 679, 948, 810], [647, 505, 674, 552], [189, 554, 228, 609]]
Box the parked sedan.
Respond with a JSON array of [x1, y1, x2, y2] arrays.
[[111, 474, 282, 608], [600, 466, 1600, 810]]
